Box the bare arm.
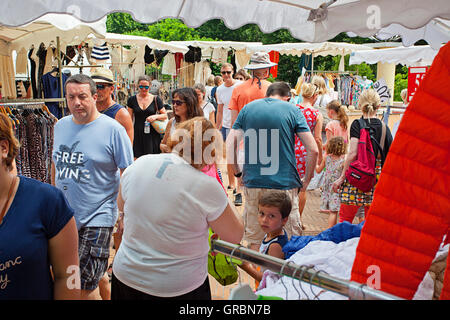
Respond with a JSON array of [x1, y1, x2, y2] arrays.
[[208, 200, 244, 245], [230, 109, 238, 127], [314, 113, 324, 165], [332, 137, 358, 192], [115, 108, 134, 144], [239, 243, 284, 282], [160, 118, 174, 153], [226, 128, 243, 176], [48, 217, 80, 300], [216, 103, 224, 130], [51, 162, 55, 186], [296, 131, 319, 190], [316, 154, 327, 174]]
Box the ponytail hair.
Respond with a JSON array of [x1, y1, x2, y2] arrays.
[[358, 89, 381, 115], [326, 100, 348, 130]]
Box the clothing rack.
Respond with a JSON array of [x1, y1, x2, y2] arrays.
[[307, 70, 359, 75], [211, 239, 403, 300], [0, 98, 65, 105]]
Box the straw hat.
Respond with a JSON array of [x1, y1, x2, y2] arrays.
[[90, 67, 115, 84], [244, 52, 277, 70]]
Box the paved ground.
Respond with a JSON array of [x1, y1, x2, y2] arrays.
[[209, 166, 330, 300]]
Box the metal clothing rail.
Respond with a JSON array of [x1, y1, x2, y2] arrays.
[[0, 98, 65, 105], [211, 239, 403, 300]]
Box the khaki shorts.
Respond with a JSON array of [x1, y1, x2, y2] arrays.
[[242, 187, 302, 247]]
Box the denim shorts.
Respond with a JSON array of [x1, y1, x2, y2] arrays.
[[78, 226, 113, 291]]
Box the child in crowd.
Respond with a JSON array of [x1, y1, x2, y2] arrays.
[[316, 136, 347, 229], [239, 191, 291, 282]]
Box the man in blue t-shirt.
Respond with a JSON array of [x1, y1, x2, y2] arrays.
[[228, 82, 318, 251], [51, 74, 134, 300]]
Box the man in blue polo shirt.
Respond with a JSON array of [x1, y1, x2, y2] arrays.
[[228, 81, 318, 251]]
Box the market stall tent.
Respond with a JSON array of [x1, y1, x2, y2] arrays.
[[0, 13, 106, 53], [349, 45, 440, 67], [1, 0, 448, 47]]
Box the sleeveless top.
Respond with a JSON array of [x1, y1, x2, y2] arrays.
[[101, 102, 124, 119], [259, 229, 289, 255]]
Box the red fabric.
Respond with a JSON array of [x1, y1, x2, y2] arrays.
[[350, 43, 450, 300], [345, 121, 377, 192], [339, 204, 369, 223], [294, 105, 318, 179], [175, 53, 183, 76], [268, 51, 279, 78]]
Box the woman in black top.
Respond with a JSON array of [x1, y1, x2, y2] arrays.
[[332, 89, 393, 223], [127, 76, 167, 158]]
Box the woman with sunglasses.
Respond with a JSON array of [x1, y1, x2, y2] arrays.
[[160, 87, 203, 153], [294, 82, 323, 227], [127, 75, 168, 158]]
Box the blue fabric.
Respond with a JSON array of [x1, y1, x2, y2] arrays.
[[53, 114, 133, 229], [0, 176, 74, 300], [232, 98, 310, 190], [102, 103, 124, 119], [41, 72, 68, 119], [283, 222, 364, 259]]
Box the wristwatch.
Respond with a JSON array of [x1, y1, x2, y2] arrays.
[[234, 172, 242, 178]]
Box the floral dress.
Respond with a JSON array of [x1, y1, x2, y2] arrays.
[[320, 156, 345, 212], [295, 105, 319, 179]]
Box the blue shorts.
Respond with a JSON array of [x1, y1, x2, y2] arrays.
[[220, 127, 230, 141]]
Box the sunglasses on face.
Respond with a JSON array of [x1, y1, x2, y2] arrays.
[[172, 99, 185, 106], [96, 84, 111, 90], [221, 71, 232, 75], [139, 85, 150, 89]]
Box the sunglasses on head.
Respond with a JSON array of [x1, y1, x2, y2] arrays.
[[139, 85, 150, 89], [172, 99, 185, 106], [96, 84, 111, 90], [221, 71, 232, 75]]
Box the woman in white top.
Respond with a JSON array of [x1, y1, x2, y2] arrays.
[[112, 117, 243, 300], [193, 83, 216, 126]]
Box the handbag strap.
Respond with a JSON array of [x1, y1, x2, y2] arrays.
[[154, 95, 159, 115]]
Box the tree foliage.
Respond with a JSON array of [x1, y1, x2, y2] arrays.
[[106, 13, 407, 95]]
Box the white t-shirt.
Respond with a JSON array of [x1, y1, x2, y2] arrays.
[[314, 93, 333, 108], [216, 81, 242, 129], [201, 101, 215, 120], [112, 153, 228, 297]]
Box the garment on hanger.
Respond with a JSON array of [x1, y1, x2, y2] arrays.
[[154, 50, 168, 66], [6, 105, 58, 183], [36, 43, 47, 98], [28, 48, 37, 98], [161, 53, 177, 76], [91, 42, 110, 61], [235, 49, 251, 71], [184, 46, 202, 63], [41, 71, 69, 119], [144, 45, 155, 64], [211, 47, 228, 64], [15, 48, 28, 75]]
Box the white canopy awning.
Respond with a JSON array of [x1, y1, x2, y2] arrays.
[[0, 0, 448, 48], [102, 33, 189, 54], [0, 13, 106, 53], [169, 40, 262, 51], [349, 45, 440, 66], [245, 42, 373, 57]]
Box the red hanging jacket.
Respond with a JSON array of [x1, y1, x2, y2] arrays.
[[350, 42, 450, 300]]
